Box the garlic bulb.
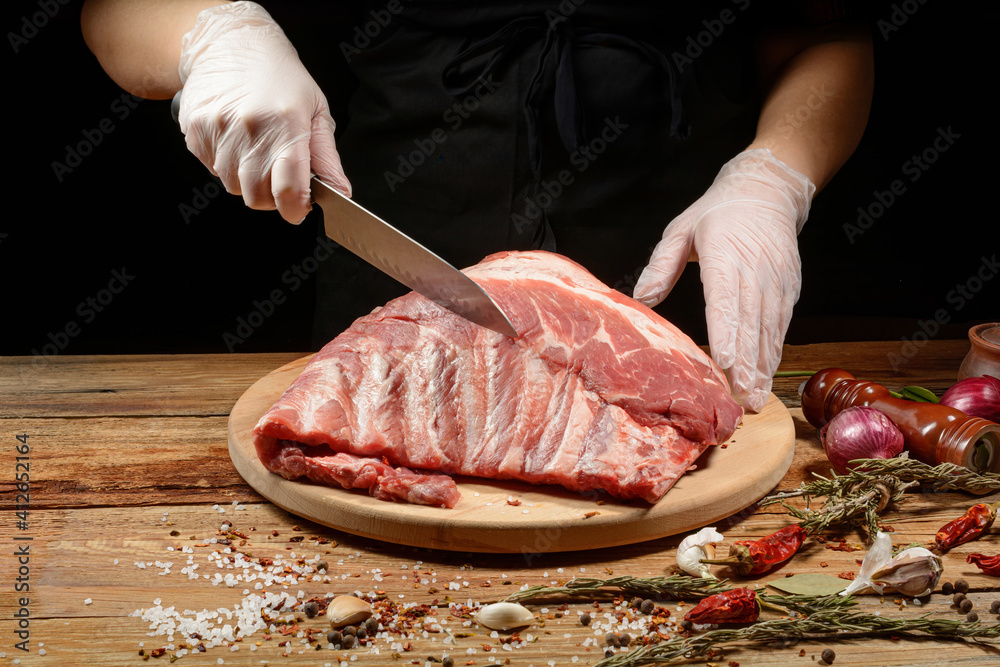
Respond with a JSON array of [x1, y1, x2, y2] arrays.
[[326, 595, 373, 628], [841, 532, 942, 598], [474, 602, 535, 631], [676, 527, 724, 578]]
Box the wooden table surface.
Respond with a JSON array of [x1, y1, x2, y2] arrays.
[[3, 340, 1000, 666]]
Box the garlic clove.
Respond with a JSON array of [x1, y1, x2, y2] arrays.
[[326, 595, 373, 628], [474, 602, 535, 631], [871, 547, 943, 598], [676, 526, 724, 578], [841, 531, 893, 597]]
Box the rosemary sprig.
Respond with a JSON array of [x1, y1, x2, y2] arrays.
[[855, 455, 1000, 493], [502, 575, 730, 604], [594, 611, 1000, 667], [761, 454, 1000, 541], [756, 592, 857, 617], [762, 473, 914, 541]]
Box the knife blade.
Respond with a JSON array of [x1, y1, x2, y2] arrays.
[[311, 177, 518, 338]]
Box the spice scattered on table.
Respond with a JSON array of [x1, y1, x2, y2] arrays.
[[701, 525, 806, 576], [934, 503, 997, 551], [683, 589, 759, 625]]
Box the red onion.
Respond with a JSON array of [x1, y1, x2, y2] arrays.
[[819, 406, 905, 474], [940, 375, 1000, 423]]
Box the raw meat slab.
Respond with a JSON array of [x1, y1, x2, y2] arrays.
[[252, 251, 742, 506], [228, 356, 794, 552]]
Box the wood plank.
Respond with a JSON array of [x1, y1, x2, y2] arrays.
[[0, 417, 261, 509], [3, 501, 1000, 666], [0, 353, 304, 418]]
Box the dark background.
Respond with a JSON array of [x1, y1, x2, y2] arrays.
[[3, 1, 995, 362]]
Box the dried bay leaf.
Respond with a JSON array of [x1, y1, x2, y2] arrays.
[[767, 573, 849, 596]]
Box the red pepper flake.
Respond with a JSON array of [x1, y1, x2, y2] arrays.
[[506, 499, 522, 506], [826, 540, 862, 552], [838, 572, 856, 580], [278, 623, 300, 636], [936, 503, 997, 551], [481, 643, 493, 652], [583, 511, 600, 519], [799, 649, 806, 656], [149, 648, 166, 657], [820, 561, 829, 568]]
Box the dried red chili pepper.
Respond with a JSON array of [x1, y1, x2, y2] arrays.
[[967, 553, 1000, 576], [701, 525, 807, 576], [934, 503, 997, 552], [684, 588, 759, 625]]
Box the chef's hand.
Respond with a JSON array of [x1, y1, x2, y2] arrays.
[[633, 148, 815, 412], [177, 1, 351, 223]]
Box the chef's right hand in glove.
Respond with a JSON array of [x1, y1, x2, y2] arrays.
[[177, 1, 351, 223], [632, 148, 815, 413]]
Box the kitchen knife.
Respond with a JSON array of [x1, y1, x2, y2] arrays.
[[170, 90, 517, 338], [311, 177, 518, 338]]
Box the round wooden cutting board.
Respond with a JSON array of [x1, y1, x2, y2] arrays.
[[228, 356, 795, 553]]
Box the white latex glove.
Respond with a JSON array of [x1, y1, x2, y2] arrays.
[[177, 1, 351, 223], [633, 148, 815, 412]]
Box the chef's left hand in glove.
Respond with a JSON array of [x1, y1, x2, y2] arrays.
[[633, 148, 815, 412]]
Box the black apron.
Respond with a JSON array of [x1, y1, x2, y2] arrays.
[[315, 1, 763, 345]]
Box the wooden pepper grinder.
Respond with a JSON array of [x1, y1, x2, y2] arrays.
[[801, 368, 1000, 473]]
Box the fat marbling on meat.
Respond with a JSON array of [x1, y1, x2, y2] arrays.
[[252, 250, 743, 507]]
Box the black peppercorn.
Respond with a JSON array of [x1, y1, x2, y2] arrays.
[[356, 627, 368, 640], [821, 648, 836, 664], [990, 599, 1000, 614], [941, 581, 954, 595], [341, 634, 356, 649], [605, 632, 619, 647], [604, 650, 614, 659], [303, 601, 319, 618], [580, 613, 591, 626], [343, 625, 358, 636], [967, 611, 979, 622], [640, 599, 655, 614], [327, 630, 342, 646], [955, 579, 970, 594], [442, 657, 454, 667], [364, 616, 379, 634], [960, 598, 974, 613], [953, 592, 967, 605], [619, 633, 632, 647], [315, 560, 329, 573]]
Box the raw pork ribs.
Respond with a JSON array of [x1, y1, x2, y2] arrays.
[[252, 251, 742, 508]]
